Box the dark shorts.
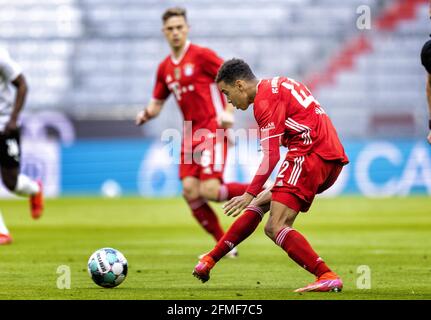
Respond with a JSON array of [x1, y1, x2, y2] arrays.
[[0, 128, 21, 169], [271, 152, 344, 213]]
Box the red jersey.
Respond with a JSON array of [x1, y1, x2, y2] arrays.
[[152, 41, 226, 150], [246, 77, 349, 196]]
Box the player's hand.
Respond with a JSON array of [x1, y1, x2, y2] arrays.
[[219, 111, 234, 129], [4, 119, 18, 135], [427, 131, 431, 144], [135, 109, 152, 126], [222, 193, 254, 217]]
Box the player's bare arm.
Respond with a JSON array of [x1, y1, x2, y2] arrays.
[[135, 99, 164, 126], [5, 74, 27, 135], [426, 74, 431, 144]]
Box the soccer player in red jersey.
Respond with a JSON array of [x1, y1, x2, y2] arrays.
[[136, 9, 250, 254], [193, 59, 349, 292]]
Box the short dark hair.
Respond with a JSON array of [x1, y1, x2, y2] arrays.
[[421, 39, 431, 74], [215, 58, 256, 84], [162, 7, 187, 23]]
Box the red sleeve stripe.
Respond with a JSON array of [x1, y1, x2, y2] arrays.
[[285, 118, 312, 145]]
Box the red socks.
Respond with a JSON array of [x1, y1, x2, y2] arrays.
[[198, 201, 331, 279], [217, 183, 249, 201], [276, 227, 331, 278], [208, 206, 264, 262], [186, 197, 224, 241]]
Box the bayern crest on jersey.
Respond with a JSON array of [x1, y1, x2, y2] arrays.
[[184, 63, 194, 76]]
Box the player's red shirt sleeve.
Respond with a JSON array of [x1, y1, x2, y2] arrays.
[[246, 99, 285, 197], [200, 48, 224, 79], [152, 62, 170, 101]]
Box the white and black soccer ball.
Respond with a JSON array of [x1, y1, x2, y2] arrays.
[[87, 248, 128, 288]]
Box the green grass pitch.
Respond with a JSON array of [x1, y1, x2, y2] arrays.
[[0, 196, 430, 300]]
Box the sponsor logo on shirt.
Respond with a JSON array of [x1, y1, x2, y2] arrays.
[[260, 122, 275, 132]]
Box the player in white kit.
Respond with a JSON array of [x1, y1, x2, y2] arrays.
[[0, 47, 44, 245]]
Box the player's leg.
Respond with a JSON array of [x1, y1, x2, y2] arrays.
[[0, 130, 43, 219], [197, 179, 240, 258], [193, 189, 272, 282], [0, 166, 18, 192], [1, 166, 38, 196], [265, 198, 329, 274], [182, 176, 225, 242], [198, 136, 249, 202], [1, 168, 44, 220], [0, 210, 13, 245], [207, 189, 272, 261], [266, 152, 343, 292], [200, 178, 249, 202], [266, 197, 342, 292]]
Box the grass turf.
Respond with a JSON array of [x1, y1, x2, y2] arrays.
[[0, 196, 430, 300]]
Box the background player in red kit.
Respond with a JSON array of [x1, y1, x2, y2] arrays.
[[135, 8, 250, 255], [193, 59, 349, 293]]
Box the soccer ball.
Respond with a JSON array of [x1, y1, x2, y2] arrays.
[[87, 248, 128, 288]]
